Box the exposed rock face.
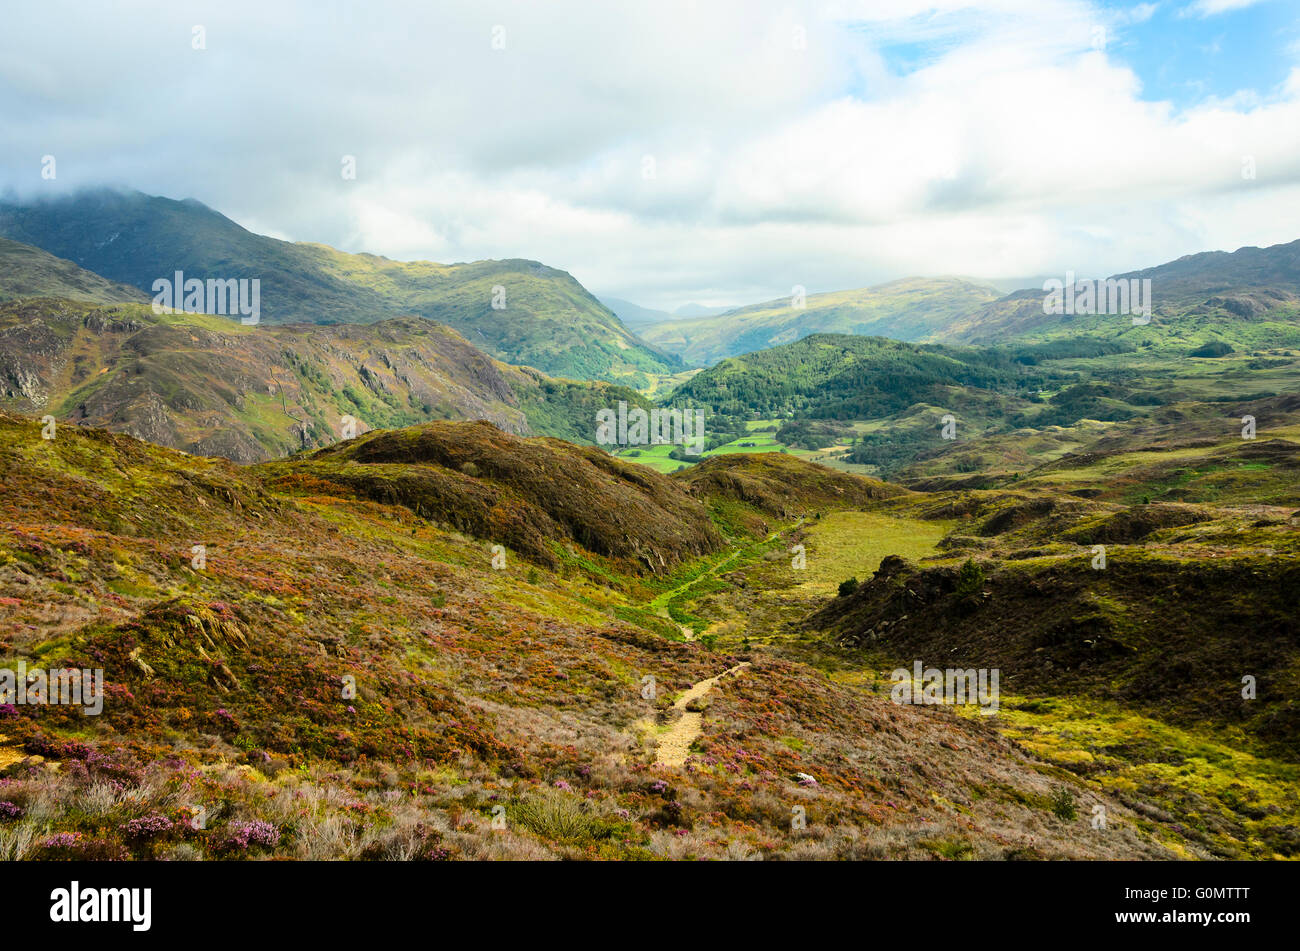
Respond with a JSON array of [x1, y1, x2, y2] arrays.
[[0, 299, 597, 462]]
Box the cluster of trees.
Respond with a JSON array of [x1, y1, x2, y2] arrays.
[[672, 334, 1049, 421]]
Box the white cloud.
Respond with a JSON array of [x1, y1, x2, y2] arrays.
[[1185, 0, 1270, 17], [0, 0, 1297, 310]]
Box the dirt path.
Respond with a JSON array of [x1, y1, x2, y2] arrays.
[[0, 734, 27, 770], [650, 520, 804, 642], [655, 662, 750, 768]]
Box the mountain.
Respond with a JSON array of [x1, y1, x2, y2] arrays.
[[0, 297, 650, 462], [598, 296, 674, 330], [941, 238, 1300, 350], [0, 188, 680, 385], [673, 303, 730, 318], [600, 298, 734, 331], [0, 236, 148, 305], [640, 277, 1001, 366]]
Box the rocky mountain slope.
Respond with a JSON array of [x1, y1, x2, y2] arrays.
[[0, 298, 649, 462]]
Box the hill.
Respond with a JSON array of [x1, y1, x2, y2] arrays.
[[0, 413, 1194, 860], [0, 189, 679, 385], [0, 236, 148, 305], [598, 296, 674, 330], [272, 420, 724, 571], [941, 238, 1300, 351], [670, 332, 1047, 420], [806, 485, 1300, 769], [640, 277, 1000, 365], [0, 297, 650, 462], [675, 451, 907, 534], [654, 320, 1300, 481]]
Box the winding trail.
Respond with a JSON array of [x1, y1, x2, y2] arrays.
[[649, 519, 805, 640], [655, 662, 750, 767]]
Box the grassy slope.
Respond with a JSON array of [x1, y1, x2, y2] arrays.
[[0, 189, 678, 385], [655, 451, 1300, 860], [0, 237, 149, 305], [939, 238, 1300, 352]]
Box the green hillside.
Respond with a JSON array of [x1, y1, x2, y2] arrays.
[[3, 414, 1262, 860], [669, 333, 1052, 419], [0, 237, 148, 305], [940, 238, 1300, 352], [0, 189, 679, 385]]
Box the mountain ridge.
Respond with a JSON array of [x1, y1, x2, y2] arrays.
[[0, 188, 680, 385], [639, 277, 1002, 365]]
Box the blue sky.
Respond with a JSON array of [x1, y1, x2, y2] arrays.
[[867, 1, 1298, 112], [1109, 0, 1299, 109]]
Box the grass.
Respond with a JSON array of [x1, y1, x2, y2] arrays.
[[790, 511, 954, 597], [991, 692, 1300, 859], [0, 410, 1292, 861]]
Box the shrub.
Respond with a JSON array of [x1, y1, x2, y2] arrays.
[[1189, 340, 1233, 358], [838, 577, 859, 598], [1050, 787, 1078, 821], [221, 819, 282, 852], [509, 792, 620, 843], [122, 813, 174, 840], [955, 559, 985, 598]]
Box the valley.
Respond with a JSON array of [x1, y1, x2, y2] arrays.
[[0, 194, 1296, 864]]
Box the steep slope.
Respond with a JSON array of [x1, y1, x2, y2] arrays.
[[0, 188, 679, 384], [0, 236, 148, 305], [641, 278, 1000, 365], [0, 298, 650, 462]]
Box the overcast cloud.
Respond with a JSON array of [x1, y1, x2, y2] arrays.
[[2, 0, 1298, 309]]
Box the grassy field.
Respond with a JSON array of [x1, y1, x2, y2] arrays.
[[613, 418, 883, 476], [664, 509, 954, 650], [613, 419, 791, 472], [789, 511, 955, 597]]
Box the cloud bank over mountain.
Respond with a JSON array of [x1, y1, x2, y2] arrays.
[[2, 0, 1298, 307]]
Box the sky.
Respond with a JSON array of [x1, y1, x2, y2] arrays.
[[1, 0, 1298, 310]]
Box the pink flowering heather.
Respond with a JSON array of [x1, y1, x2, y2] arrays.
[[224, 819, 281, 850], [122, 813, 174, 839]]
